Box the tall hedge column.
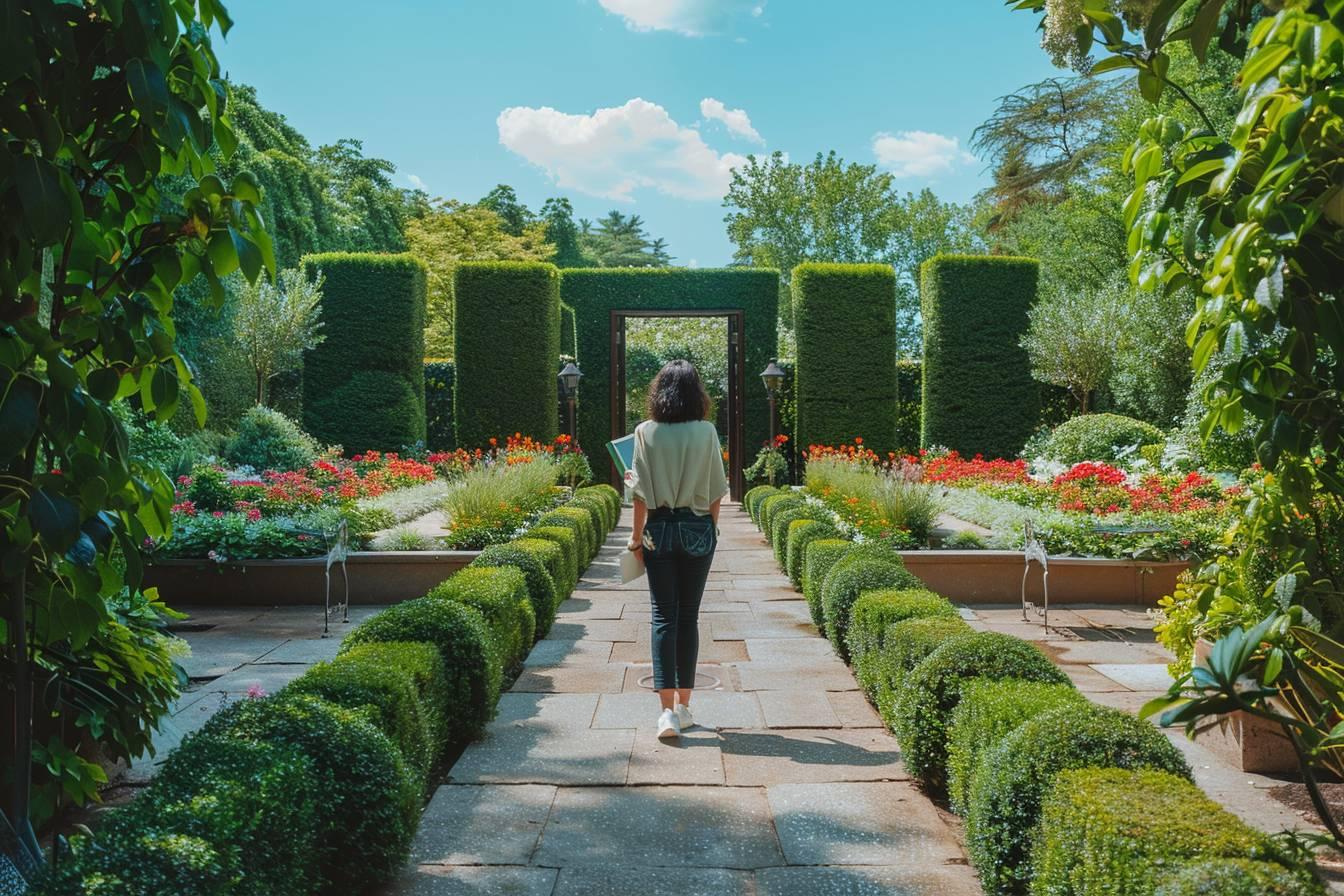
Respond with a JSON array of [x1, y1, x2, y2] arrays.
[[301, 253, 427, 453], [454, 262, 561, 446], [792, 263, 899, 454], [920, 254, 1039, 458]]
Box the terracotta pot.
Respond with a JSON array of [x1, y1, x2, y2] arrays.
[[1190, 638, 1298, 774]]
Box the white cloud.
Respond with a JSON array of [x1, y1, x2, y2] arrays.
[[700, 97, 763, 144], [407, 174, 428, 191], [497, 98, 748, 201], [598, 0, 764, 36], [871, 130, 975, 178]]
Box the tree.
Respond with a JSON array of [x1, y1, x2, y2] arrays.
[[541, 197, 594, 268], [1021, 280, 1127, 414], [581, 211, 673, 267], [233, 268, 326, 405], [479, 184, 533, 237], [405, 199, 554, 357], [1, 0, 271, 850]]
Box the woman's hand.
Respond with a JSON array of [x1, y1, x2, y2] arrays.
[[626, 540, 642, 556]]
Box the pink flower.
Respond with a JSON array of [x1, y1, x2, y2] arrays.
[[212, 511, 224, 518], [246, 684, 267, 699]]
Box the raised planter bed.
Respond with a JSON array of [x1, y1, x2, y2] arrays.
[[1189, 638, 1297, 774], [145, 550, 480, 606], [897, 550, 1189, 606]]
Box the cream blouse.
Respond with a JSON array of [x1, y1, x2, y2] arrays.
[[628, 420, 729, 516]]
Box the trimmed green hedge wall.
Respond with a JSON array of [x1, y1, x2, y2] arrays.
[[563, 268, 778, 484], [793, 263, 898, 454], [920, 255, 1038, 458], [895, 359, 921, 455], [454, 262, 561, 447], [301, 253, 427, 453], [425, 360, 455, 451]]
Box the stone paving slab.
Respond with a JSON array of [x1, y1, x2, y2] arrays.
[[177, 633, 287, 678], [551, 866, 752, 896], [1090, 662, 1174, 691], [493, 693, 599, 729], [736, 664, 861, 692], [251, 637, 344, 664], [448, 727, 635, 785], [591, 691, 764, 730], [756, 866, 983, 896], [609, 638, 749, 663], [827, 690, 885, 728], [626, 728, 725, 785], [768, 782, 964, 866], [721, 729, 907, 786], [380, 865, 558, 896], [545, 620, 642, 642], [532, 785, 784, 869], [511, 666, 627, 694], [410, 784, 554, 865], [745, 638, 840, 663], [522, 639, 614, 667], [758, 690, 842, 728]]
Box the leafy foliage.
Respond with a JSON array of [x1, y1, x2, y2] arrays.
[[1032, 412, 1166, 465], [473, 542, 562, 637], [232, 267, 326, 405], [872, 616, 973, 728], [820, 556, 925, 660], [224, 405, 321, 472], [847, 589, 957, 700]]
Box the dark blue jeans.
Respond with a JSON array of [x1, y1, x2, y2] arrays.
[[643, 507, 717, 690]]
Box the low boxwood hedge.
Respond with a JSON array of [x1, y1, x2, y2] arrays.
[[1154, 858, 1324, 896], [847, 589, 956, 699], [745, 484, 780, 524], [287, 649, 434, 785], [566, 495, 608, 548], [34, 736, 320, 896], [820, 556, 924, 659], [473, 542, 561, 637], [529, 525, 581, 592], [200, 693, 419, 893], [770, 506, 815, 562], [945, 678, 1083, 815], [759, 492, 804, 537], [802, 539, 852, 628], [966, 701, 1192, 896], [512, 536, 571, 599], [873, 616, 973, 727], [341, 596, 499, 741], [428, 567, 533, 668], [894, 631, 1070, 791], [1034, 768, 1276, 896], [785, 519, 838, 588], [576, 484, 621, 531], [537, 506, 598, 562]]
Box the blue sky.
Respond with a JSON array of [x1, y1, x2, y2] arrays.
[[216, 1, 1061, 266]]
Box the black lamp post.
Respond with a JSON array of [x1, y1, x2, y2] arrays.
[[760, 360, 786, 484], [558, 362, 583, 440]]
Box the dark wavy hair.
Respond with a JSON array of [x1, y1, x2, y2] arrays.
[[647, 359, 710, 423]]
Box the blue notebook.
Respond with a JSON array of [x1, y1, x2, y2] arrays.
[[607, 433, 636, 477]]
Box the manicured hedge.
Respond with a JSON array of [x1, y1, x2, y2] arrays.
[[785, 518, 838, 588], [1035, 768, 1275, 896], [567, 495, 610, 551], [429, 567, 533, 669], [453, 261, 561, 447], [200, 693, 419, 893], [820, 556, 925, 659], [530, 525, 581, 593], [847, 589, 957, 699], [793, 263, 898, 454], [965, 701, 1191, 896], [301, 253, 427, 452], [759, 492, 805, 538], [576, 484, 621, 531], [425, 359, 455, 451], [770, 506, 815, 563], [512, 537, 570, 602], [341, 596, 499, 742], [473, 542, 562, 637], [802, 539, 853, 628], [873, 616, 973, 729], [894, 632, 1070, 789], [538, 506, 598, 562], [745, 485, 780, 524], [1034, 412, 1166, 465], [895, 359, 922, 455], [1155, 858, 1324, 896], [920, 255, 1038, 458], [564, 268, 778, 485], [945, 678, 1083, 815]]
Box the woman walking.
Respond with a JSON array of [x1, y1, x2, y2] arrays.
[[627, 360, 730, 739]]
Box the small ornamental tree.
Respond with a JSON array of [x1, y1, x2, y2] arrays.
[[233, 266, 325, 405], [0, 0, 271, 849]]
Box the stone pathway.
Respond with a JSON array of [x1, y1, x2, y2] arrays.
[[384, 502, 981, 896]]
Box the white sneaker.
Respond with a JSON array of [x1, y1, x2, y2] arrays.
[[656, 708, 681, 739], [675, 703, 694, 729]]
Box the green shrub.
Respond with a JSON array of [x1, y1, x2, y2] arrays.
[[1034, 412, 1167, 465], [342, 640, 451, 753], [966, 702, 1192, 896], [301, 253, 426, 452], [745, 485, 779, 524], [874, 617, 973, 727], [224, 405, 320, 473], [921, 255, 1039, 458], [563, 269, 778, 486], [425, 359, 455, 451], [770, 506, 815, 563], [802, 539, 853, 628], [793, 263, 899, 454], [567, 495, 609, 547], [847, 589, 957, 698], [820, 556, 924, 659], [201, 693, 418, 892], [786, 518, 839, 588], [576, 485, 621, 531], [512, 536, 571, 601], [946, 679, 1083, 815], [1034, 768, 1273, 896], [894, 632, 1070, 790], [895, 359, 922, 455], [529, 525, 581, 592], [1155, 858, 1324, 896], [429, 567, 533, 668], [537, 506, 598, 563], [341, 597, 498, 741], [759, 492, 804, 538], [33, 736, 319, 896], [473, 542, 562, 637], [454, 262, 560, 446], [187, 464, 235, 512], [288, 649, 434, 784], [945, 529, 988, 550]]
